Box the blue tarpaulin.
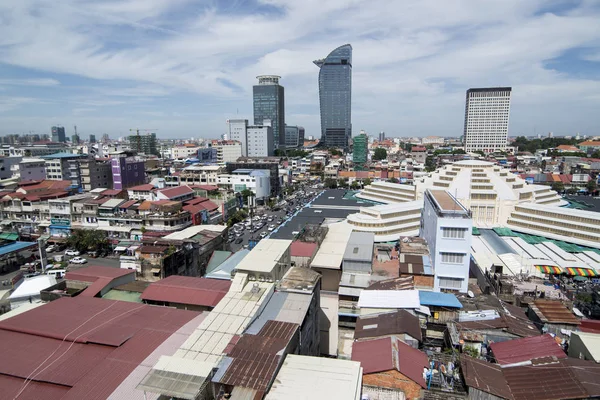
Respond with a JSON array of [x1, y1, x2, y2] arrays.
[[419, 290, 463, 308], [0, 241, 37, 257]]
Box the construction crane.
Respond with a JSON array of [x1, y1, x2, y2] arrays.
[[129, 128, 158, 136]]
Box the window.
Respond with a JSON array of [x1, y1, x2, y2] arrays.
[[439, 277, 463, 289], [442, 227, 467, 239], [441, 253, 465, 264]]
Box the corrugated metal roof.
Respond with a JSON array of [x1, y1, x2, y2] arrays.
[[343, 231, 374, 262], [99, 198, 126, 208], [355, 310, 422, 341], [351, 336, 428, 388], [460, 355, 514, 400], [490, 333, 567, 365], [530, 299, 580, 325], [157, 185, 193, 199], [65, 266, 135, 282], [141, 276, 231, 307], [265, 354, 362, 400], [0, 297, 199, 400], [358, 289, 420, 309], [0, 373, 70, 400], [79, 277, 113, 297], [206, 249, 250, 280], [206, 251, 233, 275], [8, 275, 56, 299], [418, 291, 463, 308], [366, 276, 415, 291], [290, 241, 318, 258]]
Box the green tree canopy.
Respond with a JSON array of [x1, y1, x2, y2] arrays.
[[551, 181, 564, 193], [67, 230, 109, 253], [373, 148, 387, 161]]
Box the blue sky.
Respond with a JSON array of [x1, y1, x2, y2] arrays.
[[0, 0, 599, 139]]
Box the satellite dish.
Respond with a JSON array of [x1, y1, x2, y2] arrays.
[[467, 290, 474, 298]]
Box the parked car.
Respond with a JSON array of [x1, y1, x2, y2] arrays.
[[87, 251, 98, 258], [45, 245, 57, 253], [235, 238, 243, 244], [70, 257, 87, 264], [65, 249, 80, 256], [267, 224, 276, 231], [260, 231, 268, 238]]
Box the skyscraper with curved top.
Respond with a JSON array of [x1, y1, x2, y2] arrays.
[[314, 44, 352, 149]]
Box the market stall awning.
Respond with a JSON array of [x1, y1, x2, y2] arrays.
[[535, 265, 563, 275], [114, 246, 127, 252], [566, 267, 597, 277]]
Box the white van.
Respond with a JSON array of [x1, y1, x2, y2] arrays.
[[47, 269, 66, 279]]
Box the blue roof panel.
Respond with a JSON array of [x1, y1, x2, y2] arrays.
[[419, 290, 463, 308], [0, 241, 37, 257]]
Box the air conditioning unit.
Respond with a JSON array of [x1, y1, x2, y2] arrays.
[[248, 275, 256, 281], [258, 276, 265, 282]]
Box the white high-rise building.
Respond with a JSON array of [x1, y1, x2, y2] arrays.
[[247, 125, 273, 157], [463, 87, 512, 153], [227, 119, 249, 156], [420, 189, 472, 293]]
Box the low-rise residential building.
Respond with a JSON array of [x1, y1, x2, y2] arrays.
[[234, 238, 292, 282], [167, 165, 223, 187], [217, 169, 271, 200], [568, 331, 600, 363], [140, 276, 231, 311], [154, 185, 194, 202], [41, 152, 86, 181], [410, 146, 427, 164], [127, 183, 155, 201], [78, 157, 113, 191], [211, 140, 242, 164], [172, 144, 201, 160]]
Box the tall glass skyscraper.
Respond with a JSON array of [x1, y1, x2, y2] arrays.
[[314, 44, 352, 149], [253, 75, 285, 149]]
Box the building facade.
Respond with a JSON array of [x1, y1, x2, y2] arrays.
[[253, 75, 285, 149], [247, 125, 274, 157], [41, 153, 86, 181], [352, 133, 368, 170], [78, 158, 113, 191], [111, 154, 145, 190], [51, 126, 66, 143], [284, 125, 305, 148], [463, 87, 512, 153], [172, 145, 200, 160], [128, 133, 158, 156], [211, 140, 242, 164], [89, 134, 96, 143], [217, 169, 271, 200], [227, 119, 249, 156], [314, 44, 352, 149], [18, 158, 46, 181], [420, 189, 472, 293]]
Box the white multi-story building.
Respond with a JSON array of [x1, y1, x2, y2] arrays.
[[463, 87, 512, 153], [247, 125, 274, 157], [211, 141, 242, 164], [172, 145, 200, 160], [420, 189, 472, 293], [227, 119, 249, 157], [217, 169, 271, 200]]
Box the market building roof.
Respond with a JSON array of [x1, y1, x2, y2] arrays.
[[528, 299, 580, 326], [141, 276, 231, 308], [490, 333, 567, 365]]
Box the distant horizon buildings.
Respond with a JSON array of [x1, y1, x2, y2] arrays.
[[51, 126, 66, 143], [227, 119, 274, 157], [253, 75, 284, 149], [314, 44, 353, 149], [463, 87, 512, 153], [284, 125, 305, 148]]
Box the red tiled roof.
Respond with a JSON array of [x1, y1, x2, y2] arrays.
[[189, 184, 219, 191], [290, 241, 318, 258], [199, 199, 218, 211], [141, 276, 231, 307], [0, 296, 199, 400], [351, 336, 429, 388], [490, 333, 567, 365], [557, 145, 579, 151], [579, 140, 600, 146], [157, 185, 193, 199], [127, 184, 155, 191], [140, 245, 168, 254], [66, 266, 135, 283], [411, 146, 427, 151]]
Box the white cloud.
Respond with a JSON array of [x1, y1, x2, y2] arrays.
[[0, 0, 599, 137], [0, 78, 60, 86]]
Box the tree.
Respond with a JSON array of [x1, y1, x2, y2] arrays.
[[373, 148, 387, 161], [67, 230, 109, 253], [337, 178, 349, 188], [329, 148, 343, 156], [350, 181, 360, 190], [324, 178, 338, 189], [425, 156, 436, 172], [240, 189, 254, 205], [363, 178, 372, 187], [591, 150, 600, 159], [388, 178, 399, 183], [587, 179, 598, 193], [551, 181, 564, 193]]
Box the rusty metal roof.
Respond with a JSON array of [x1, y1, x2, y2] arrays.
[[490, 334, 567, 366], [366, 276, 415, 291], [141, 276, 231, 307], [460, 355, 513, 400], [355, 310, 422, 342], [65, 266, 135, 283], [351, 336, 429, 388], [530, 300, 580, 325]]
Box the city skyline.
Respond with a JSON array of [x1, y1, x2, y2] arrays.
[[0, 1, 599, 138]]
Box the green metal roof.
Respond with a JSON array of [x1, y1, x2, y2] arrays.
[[205, 251, 232, 275], [102, 289, 142, 303]]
